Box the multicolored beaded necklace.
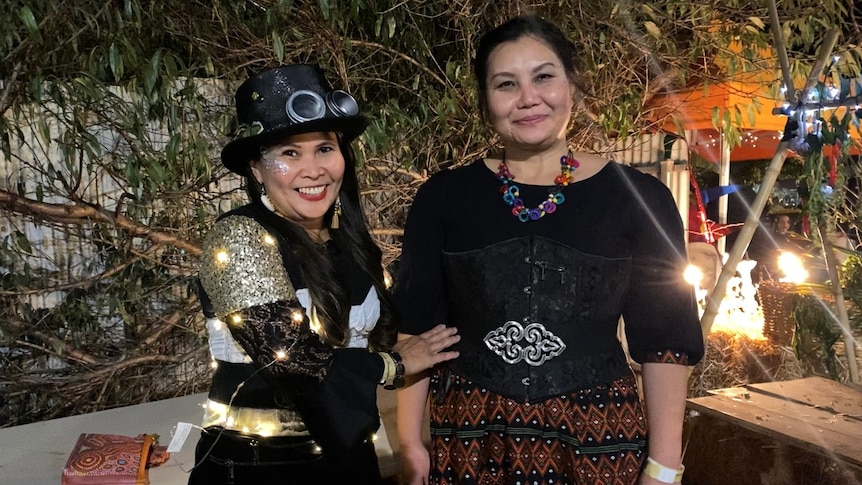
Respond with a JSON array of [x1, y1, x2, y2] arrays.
[[496, 153, 580, 222]]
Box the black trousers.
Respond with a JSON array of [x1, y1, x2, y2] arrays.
[[187, 427, 382, 485]]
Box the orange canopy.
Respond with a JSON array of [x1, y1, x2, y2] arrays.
[[647, 72, 861, 162]]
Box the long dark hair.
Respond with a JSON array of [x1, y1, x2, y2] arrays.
[[474, 15, 579, 119], [246, 136, 396, 351]]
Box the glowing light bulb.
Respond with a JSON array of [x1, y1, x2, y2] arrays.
[[778, 251, 808, 284], [275, 349, 288, 360], [683, 264, 704, 287], [231, 314, 242, 325], [263, 234, 276, 245], [210, 360, 218, 369], [291, 310, 304, 323], [215, 250, 229, 264]]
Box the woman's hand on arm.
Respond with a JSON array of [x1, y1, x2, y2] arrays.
[[393, 324, 459, 375], [639, 362, 689, 485]]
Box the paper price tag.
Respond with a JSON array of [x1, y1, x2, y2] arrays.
[[167, 422, 194, 453]]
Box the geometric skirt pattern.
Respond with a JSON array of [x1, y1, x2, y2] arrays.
[[428, 371, 647, 485]]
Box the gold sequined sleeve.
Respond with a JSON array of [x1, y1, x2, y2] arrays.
[[199, 215, 334, 380], [199, 215, 296, 318]]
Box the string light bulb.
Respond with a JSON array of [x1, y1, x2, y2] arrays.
[[215, 250, 229, 264], [291, 310, 304, 324]]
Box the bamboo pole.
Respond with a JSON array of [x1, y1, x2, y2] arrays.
[[699, 26, 841, 338], [768, 0, 796, 104], [700, 142, 789, 337], [817, 221, 860, 382]]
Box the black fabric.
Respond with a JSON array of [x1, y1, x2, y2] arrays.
[[188, 427, 382, 485], [287, 348, 383, 455], [442, 236, 632, 401], [208, 361, 283, 409], [393, 160, 704, 370]]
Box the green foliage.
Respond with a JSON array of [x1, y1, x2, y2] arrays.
[[793, 293, 843, 379]]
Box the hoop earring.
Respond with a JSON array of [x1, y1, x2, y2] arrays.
[[330, 196, 342, 229], [260, 185, 276, 213]]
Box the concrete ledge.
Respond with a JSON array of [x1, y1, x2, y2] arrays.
[[0, 389, 404, 484]]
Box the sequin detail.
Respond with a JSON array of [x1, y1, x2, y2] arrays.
[[200, 215, 297, 319]]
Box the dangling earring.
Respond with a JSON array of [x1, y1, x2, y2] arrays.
[[330, 196, 342, 229], [260, 184, 276, 212]]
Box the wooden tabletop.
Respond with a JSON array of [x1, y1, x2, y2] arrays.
[[687, 376, 862, 468]]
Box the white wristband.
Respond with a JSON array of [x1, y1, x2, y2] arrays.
[[643, 457, 684, 483]]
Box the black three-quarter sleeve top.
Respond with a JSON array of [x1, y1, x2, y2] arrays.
[[393, 159, 704, 379]]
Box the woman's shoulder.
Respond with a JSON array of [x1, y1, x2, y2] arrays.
[[426, 159, 488, 182], [200, 209, 296, 318], [207, 208, 268, 242], [418, 159, 491, 195], [595, 160, 673, 195]]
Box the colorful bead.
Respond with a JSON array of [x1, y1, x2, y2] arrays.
[[496, 153, 579, 222]]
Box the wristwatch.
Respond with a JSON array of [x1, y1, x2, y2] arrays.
[[383, 352, 405, 390]]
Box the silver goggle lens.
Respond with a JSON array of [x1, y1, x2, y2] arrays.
[[326, 90, 359, 117], [286, 90, 325, 122]]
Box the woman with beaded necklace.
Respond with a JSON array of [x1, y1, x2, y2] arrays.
[[190, 64, 459, 485], [393, 15, 704, 485]]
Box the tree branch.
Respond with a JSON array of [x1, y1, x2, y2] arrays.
[[0, 189, 201, 257], [7, 316, 101, 365]]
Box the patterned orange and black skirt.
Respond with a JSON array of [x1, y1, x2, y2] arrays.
[[428, 370, 647, 485]]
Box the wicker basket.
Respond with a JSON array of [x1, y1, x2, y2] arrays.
[[757, 280, 797, 346]]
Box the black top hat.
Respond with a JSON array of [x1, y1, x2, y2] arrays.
[[221, 64, 368, 175]]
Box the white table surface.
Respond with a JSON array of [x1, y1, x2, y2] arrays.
[[0, 390, 399, 485]]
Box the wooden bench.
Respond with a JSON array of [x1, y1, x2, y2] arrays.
[[683, 376, 862, 484]]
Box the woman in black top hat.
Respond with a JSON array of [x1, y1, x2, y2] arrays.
[[189, 64, 460, 485]]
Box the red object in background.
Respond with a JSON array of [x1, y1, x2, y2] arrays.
[[688, 207, 743, 243]]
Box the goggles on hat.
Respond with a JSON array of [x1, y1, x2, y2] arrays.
[[286, 89, 359, 123]]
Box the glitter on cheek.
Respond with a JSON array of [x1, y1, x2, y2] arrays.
[[262, 154, 292, 176]]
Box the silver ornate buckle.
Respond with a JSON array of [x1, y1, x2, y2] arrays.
[[483, 321, 566, 366]]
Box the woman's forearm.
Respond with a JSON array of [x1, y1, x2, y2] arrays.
[[641, 362, 689, 468], [396, 325, 432, 450], [397, 373, 431, 445]]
